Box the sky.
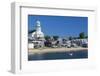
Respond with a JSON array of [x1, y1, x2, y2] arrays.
[[28, 15, 88, 37]]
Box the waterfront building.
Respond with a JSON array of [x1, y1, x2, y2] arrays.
[[28, 20, 45, 49]]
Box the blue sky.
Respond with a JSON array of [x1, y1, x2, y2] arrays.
[[28, 15, 88, 37]]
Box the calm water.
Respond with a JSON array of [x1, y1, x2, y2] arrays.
[[28, 50, 88, 61]]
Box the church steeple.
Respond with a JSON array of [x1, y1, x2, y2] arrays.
[[36, 20, 41, 32], [32, 20, 44, 40], [36, 20, 40, 26]]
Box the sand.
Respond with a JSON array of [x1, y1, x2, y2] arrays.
[[28, 47, 88, 54]]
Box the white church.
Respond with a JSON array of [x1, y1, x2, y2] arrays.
[[28, 20, 45, 49]]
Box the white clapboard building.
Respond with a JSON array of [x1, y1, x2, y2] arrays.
[[28, 20, 45, 49]]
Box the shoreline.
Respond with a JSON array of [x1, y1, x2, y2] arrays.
[[28, 47, 88, 54]]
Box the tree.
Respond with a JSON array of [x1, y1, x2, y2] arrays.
[[44, 35, 51, 41], [85, 36, 88, 38], [53, 36, 59, 41], [28, 29, 36, 34], [79, 32, 85, 39], [69, 36, 73, 40]]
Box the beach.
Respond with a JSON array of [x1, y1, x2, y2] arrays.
[[28, 47, 88, 54]]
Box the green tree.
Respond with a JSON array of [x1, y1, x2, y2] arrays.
[[69, 36, 73, 40], [28, 29, 36, 34], [85, 36, 88, 38], [53, 36, 59, 41], [44, 35, 51, 41], [79, 32, 85, 39]]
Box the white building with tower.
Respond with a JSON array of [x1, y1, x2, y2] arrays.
[[31, 20, 44, 40], [28, 20, 45, 49]]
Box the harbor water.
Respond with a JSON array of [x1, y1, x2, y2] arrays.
[[28, 50, 88, 61]]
